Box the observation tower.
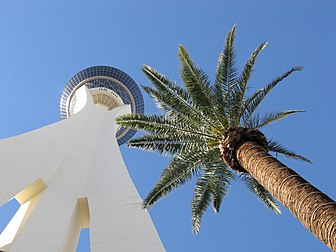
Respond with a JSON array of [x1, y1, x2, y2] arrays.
[[0, 66, 165, 251]]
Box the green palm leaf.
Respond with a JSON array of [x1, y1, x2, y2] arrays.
[[116, 114, 216, 140], [142, 158, 196, 209], [240, 174, 281, 214], [141, 85, 177, 118], [192, 174, 212, 234], [127, 134, 185, 156], [127, 134, 207, 156], [242, 66, 303, 126], [178, 45, 225, 129], [142, 65, 219, 130], [192, 163, 233, 233], [143, 150, 213, 209], [268, 139, 312, 163], [210, 166, 234, 213], [230, 42, 267, 125], [178, 45, 215, 109], [215, 25, 237, 126], [246, 110, 305, 128], [142, 66, 193, 115]]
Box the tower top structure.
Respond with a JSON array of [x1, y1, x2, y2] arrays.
[[60, 66, 144, 145]]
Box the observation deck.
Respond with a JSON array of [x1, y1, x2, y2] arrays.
[[60, 66, 144, 145]]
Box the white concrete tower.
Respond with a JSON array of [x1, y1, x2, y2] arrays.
[[0, 66, 165, 251]]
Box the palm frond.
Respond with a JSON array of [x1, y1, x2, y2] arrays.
[[178, 45, 214, 109], [141, 85, 176, 117], [142, 66, 192, 113], [215, 25, 237, 126], [192, 174, 212, 233], [268, 139, 312, 163], [246, 110, 305, 128], [127, 134, 205, 156], [242, 66, 303, 125], [210, 166, 234, 213], [240, 174, 281, 214], [192, 160, 234, 233], [116, 114, 216, 140], [230, 42, 267, 125], [142, 85, 211, 129], [127, 134, 184, 156], [178, 45, 224, 129], [142, 65, 219, 129], [143, 150, 212, 209]]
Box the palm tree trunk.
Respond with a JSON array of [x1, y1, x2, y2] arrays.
[[236, 141, 336, 251]]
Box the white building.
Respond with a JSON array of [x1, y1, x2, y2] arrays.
[[0, 66, 165, 251]]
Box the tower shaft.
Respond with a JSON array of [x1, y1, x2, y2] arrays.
[[0, 88, 164, 251]]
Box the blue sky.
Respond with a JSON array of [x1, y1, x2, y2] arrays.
[[0, 1, 335, 251]]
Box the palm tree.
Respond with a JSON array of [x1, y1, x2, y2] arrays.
[[116, 25, 336, 250]]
